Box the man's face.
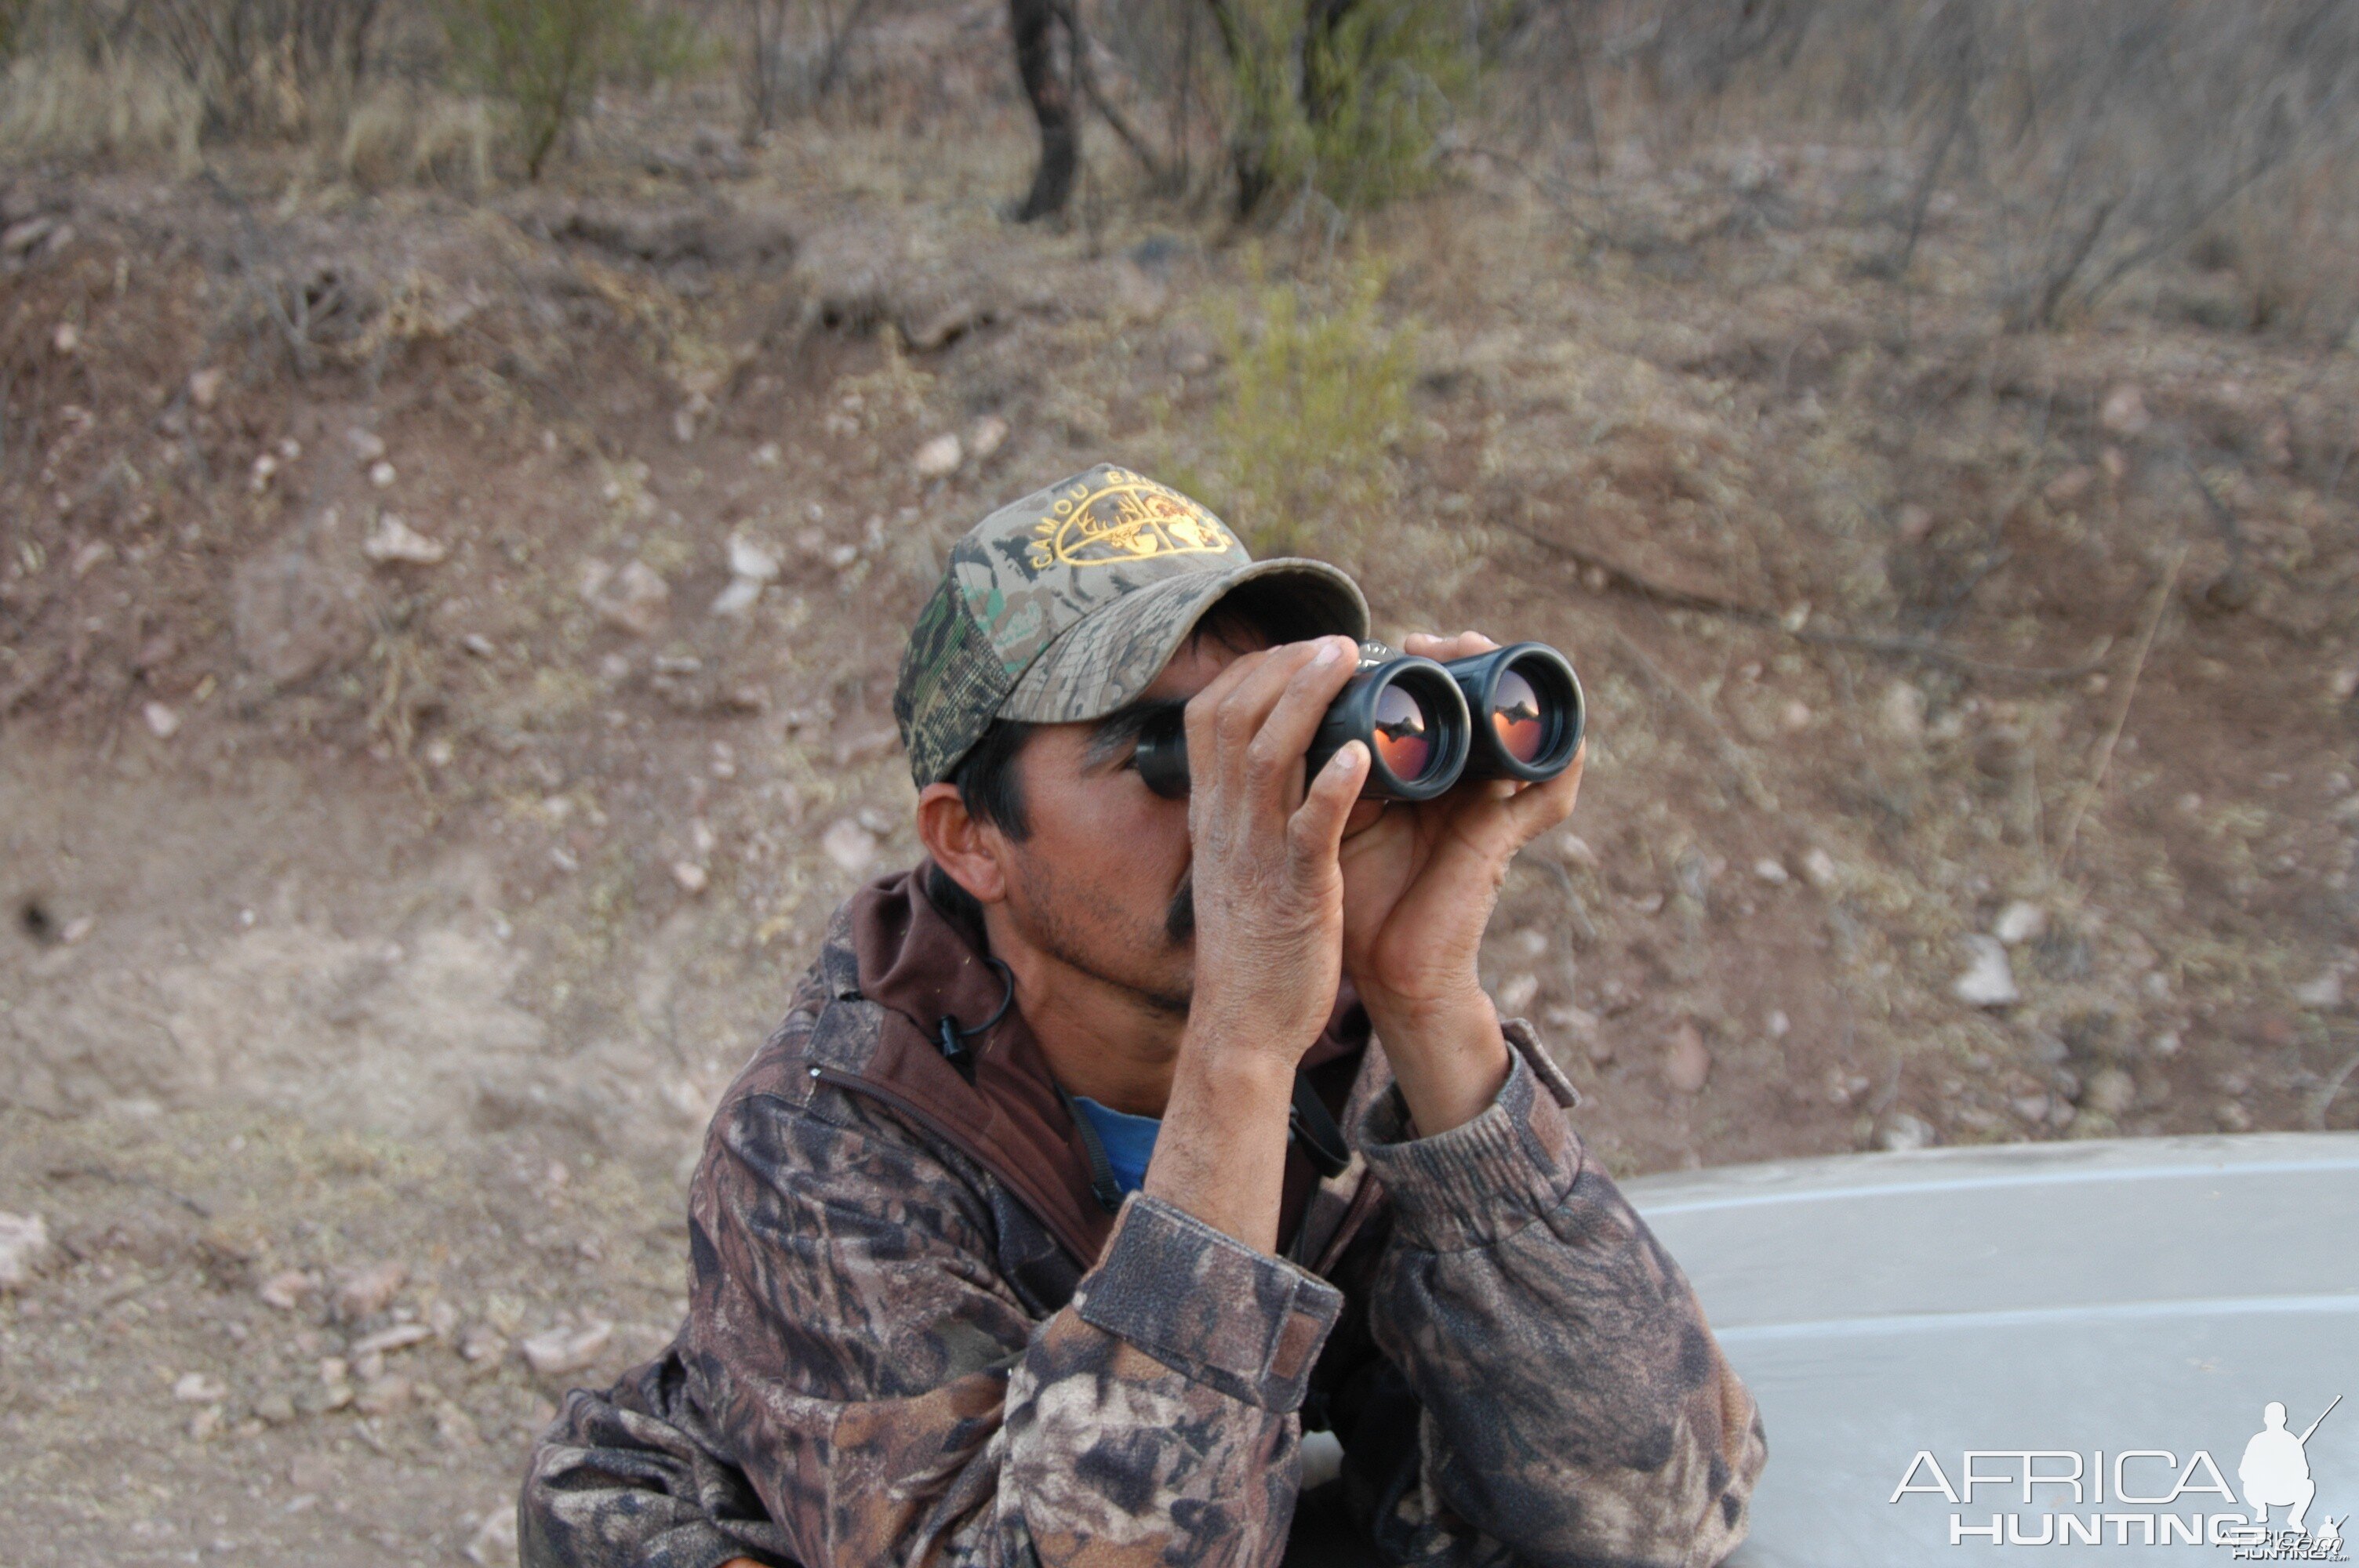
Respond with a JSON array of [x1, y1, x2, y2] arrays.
[[991, 627, 1266, 1016]]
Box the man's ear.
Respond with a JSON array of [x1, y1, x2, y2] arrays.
[[917, 782, 1010, 905]]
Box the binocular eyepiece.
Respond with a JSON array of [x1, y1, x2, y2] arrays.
[[1134, 641, 1584, 802]]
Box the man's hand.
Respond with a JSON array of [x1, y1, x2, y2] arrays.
[[1338, 632, 1586, 1136], [1140, 635, 1368, 1251]]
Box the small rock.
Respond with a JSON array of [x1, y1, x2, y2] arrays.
[[422, 736, 455, 768], [2150, 1030, 2183, 1058], [362, 514, 448, 565], [434, 1402, 483, 1450], [1554, 831, 1600, 869], [1800, 848, 1839, 891], [1495, 973, 1541, 1017], [2085, 1066, 2136, 1116], [2216, 1101, 2253, 1132], [52, 321, 79, 354], [585, 560, 671, 636], [142, 701, 180, 739], [173, 1371, 227, 1403], [912, 434, 963, 479], [820, 818, 878, 876], [1752, 858, 1789, 885], [0, 1212, 51, 1289], [2043, 466, 2095, 506], [710, 577, 764, 617], [351, 1323, 435, 1356], [0, 215, 57, 256], [2294, 971, 2344, 1010], [187, 1405, 223, 1440], [2099, 383, 2151, 437], [1953, 935, 2020, 1007], [1661, 1022, 1711, 1095], [466, 1508, 520, 1568], [458, 1324, 503, 1363], [368, 460, 397, 488], [750, 441, 782, 469], [1765, 1009, 1790, 1039], [727, 535, 781, 583], [1881, 681, 1926, 739], [187, 368, 225, 409], [1780, 699, 1813, 731], [1877, 1112, 1936, 1152], [256, 1269, 315, 1310], [1992, 900, 2048, 946], [519, 1319, 612, 1378], [671, 861, 709, 894], [253, 1390, 296, 1426], [354, 1374, 412, 1416], [59, 914, 94, 945], [969, 415, 1010, 461], [347, 428, 387, 463], [332, 1260, 407, 1321], [462, 633, 496, 659]]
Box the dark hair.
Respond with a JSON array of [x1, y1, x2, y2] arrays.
[[951, 717, 1038, 839], [923, 717, 1036, 931]]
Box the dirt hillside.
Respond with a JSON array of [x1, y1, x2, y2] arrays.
[[4, 58, 2357, 1566]]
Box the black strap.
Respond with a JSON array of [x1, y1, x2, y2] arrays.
[[1289, 1073, 1353, 1181], [936, 958, 1015, 1084], [1056, 1082, 1129, 1215]]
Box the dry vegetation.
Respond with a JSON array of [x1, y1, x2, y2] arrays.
[[3, 2, 2358, 1563]]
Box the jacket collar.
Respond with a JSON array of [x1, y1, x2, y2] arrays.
[[812, 863, 1367, 1265]]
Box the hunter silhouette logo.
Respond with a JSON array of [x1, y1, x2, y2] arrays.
[[1885, 1393, 2346, 1553], [2241, 1399, 2338, 1534]]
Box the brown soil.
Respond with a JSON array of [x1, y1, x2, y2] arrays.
[[4, 66, 2357, 1568]]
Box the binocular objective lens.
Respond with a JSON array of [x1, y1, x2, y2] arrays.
[[1491, 669, 1547, 764], [1371, 684, 1435, 781]]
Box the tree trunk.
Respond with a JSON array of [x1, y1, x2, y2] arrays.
[[1009, 0, 1078, 221]]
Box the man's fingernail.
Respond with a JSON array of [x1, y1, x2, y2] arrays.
[[1314, 639, 1344, 666], [1329, 742, 1361, 770]]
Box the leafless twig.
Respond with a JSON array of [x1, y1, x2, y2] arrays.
[[2057, 547, 2186, 870]]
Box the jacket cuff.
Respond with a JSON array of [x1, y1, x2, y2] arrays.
[[1357, 1019, 1584, 1253], [1074, 1193, 1344, 1413]]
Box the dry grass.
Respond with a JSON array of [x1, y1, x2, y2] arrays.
[[0, 50, 203, 169], [336, 82, 495, 191]]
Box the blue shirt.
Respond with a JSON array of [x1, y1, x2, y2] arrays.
[[1070, 1095, 1161, 1194]]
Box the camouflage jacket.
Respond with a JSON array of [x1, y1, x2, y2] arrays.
[[520, 868, 1765, 1567]]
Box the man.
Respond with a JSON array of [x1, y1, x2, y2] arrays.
[[521, 465, 1766, 1566]]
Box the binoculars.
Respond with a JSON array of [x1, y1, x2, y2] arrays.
[[1135, 641, 1585, 801]]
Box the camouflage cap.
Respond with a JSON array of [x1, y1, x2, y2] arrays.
[[892, 464, 1369, 786]]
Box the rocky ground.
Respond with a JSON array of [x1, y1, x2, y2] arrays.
[[4, 45, 2358, 1565]]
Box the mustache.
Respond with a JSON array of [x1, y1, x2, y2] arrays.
[[1164, 877, 1194, 945]]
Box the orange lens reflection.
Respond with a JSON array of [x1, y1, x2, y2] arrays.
[[1491, 669, 1546, 763], [1370, 684, 1434, 779]]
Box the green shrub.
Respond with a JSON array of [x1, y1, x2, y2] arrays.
[[439, 0, 690, 178], [1211, 260, 1416, 555], [1218, 0, 1478, 217]]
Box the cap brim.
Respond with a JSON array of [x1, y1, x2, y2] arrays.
[[998, 558, 1370, 724]]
